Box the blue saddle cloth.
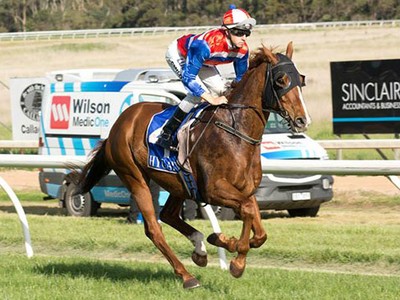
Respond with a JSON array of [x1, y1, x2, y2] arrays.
[[146, 103, 208, 174]]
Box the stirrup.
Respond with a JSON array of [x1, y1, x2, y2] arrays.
[[169, 144, 179, 152], [155, 132, 176, 150]]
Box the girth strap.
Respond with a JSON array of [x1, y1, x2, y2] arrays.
[[214, 121, 261, 145]]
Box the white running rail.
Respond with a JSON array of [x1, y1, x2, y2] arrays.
[[0, 20, 399, 41]]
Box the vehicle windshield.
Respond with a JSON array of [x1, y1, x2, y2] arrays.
[[264, 112, 291, 134]]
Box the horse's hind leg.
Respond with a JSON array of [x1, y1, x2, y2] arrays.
[[160, 196, 207, 267], [118, 173, 200, 289]]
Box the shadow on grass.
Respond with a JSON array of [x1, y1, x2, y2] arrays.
[[1, 202, 292, 220], [260, 210, 290, 219], [0, 204, 64, 216], [33, 260, 178, 284], [0, 204, 129, 218]]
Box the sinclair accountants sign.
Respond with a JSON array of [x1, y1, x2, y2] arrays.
[[330, 59, 400, 134]]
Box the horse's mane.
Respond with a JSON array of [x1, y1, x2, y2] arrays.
[[224, 46, 276, 96], [248, 46, 277, 70]]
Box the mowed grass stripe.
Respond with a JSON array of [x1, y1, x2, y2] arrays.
[[1, 215, 399, 267], [1, 254, 399, 300]]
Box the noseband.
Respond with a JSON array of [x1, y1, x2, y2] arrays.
[[262, 53, 305, 120]]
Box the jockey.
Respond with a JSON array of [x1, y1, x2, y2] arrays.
[[155, 5, 256, 150]]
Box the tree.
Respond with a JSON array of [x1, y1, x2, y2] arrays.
[[0, 0, 399, 32]]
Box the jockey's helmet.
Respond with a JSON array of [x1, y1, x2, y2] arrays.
[[222, 7, 256, 30]]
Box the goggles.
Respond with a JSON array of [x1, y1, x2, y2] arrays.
[[229, 28, 251, 37]]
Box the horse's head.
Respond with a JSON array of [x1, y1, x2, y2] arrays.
[[261, 42, 311, 132]]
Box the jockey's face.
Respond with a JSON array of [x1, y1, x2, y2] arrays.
[[228, 28, 251, 48]]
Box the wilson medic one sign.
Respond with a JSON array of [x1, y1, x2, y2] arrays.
[[330, 59, 400, 134]]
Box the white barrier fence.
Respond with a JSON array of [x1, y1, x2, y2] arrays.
[[2, 139, 400, 151], [1, 154, 399, 264], [0, 140, 38, 149], [1, 154, 400, 175], [0, 176, 33, 258], [1, 20, 399, 41], [317, 139, 400, 149]]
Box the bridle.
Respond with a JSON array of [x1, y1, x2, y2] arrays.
[[212, 53, 306, 145], [262, 53, 305, 122]]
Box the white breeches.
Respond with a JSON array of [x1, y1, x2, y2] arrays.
[[165, 40, 227, 113]]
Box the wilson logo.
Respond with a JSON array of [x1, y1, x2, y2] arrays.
[[50, 96, 71, 129]]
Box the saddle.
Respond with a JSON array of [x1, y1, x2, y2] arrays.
[[146, 103, 210, 202]]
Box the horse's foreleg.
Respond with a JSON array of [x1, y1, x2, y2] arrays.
[[249, 195, 267, 248], [205, 179, 256, 277], [160, 196, 207, 267], [207, 196, 267, 251], [229, 198, 255, 278], [219, 197, 266, 277], [120, 174, 200, 289]]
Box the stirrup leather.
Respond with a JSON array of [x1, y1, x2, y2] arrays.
[[156, 131, 173, 148]]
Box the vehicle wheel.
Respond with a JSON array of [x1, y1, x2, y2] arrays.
[[200, 205, 236, 221], [64, 183, 97, 217], [287, 206, 320, 217]]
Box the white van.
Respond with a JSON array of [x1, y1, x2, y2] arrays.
[[256, 113, 333, 217], [38, 69, 183, 216], [38, 68, 333, 218]]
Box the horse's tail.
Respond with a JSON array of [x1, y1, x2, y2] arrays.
[[72, 139, 111, 194]]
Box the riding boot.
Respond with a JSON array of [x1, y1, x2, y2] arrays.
[[155, 107, 187, 150]]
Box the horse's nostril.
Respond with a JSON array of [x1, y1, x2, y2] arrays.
[[295, 117, 307, 127]]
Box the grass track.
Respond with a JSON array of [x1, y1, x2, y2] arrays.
[[1, 254, 399, 300], [1, 197, 400, 299]]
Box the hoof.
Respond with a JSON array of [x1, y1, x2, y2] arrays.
[[183, 277, 201, 289], [206, 233, 220, 246], [192, 252, 208, 267], [230, 261, 245, 278], [207, 233, 236, 253]]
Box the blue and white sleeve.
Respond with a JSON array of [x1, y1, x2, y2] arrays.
[[233, 52, 249, 82], [181, 40, 210, 97]]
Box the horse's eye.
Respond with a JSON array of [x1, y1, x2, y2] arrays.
[[275, 74, 290, 88], [276, 77, 285, 86]]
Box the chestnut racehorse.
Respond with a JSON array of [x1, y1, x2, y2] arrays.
[[75, 42, 310, 289]]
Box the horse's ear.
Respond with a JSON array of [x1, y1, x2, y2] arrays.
[[286, 41, 294, 59], [262, 43, 278, 64]]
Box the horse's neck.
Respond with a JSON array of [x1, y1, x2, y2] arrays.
[[227, 67, 267, 138], [228, 67, 265, 109]]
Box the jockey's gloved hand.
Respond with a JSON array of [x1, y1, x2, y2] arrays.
[[201, 92, 228, 105], [224, 79, 234, 90]]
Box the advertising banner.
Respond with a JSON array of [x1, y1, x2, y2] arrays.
[[330, 59, 400, 134], [46, 81, 132, 139], [10, 77, 48, 140]]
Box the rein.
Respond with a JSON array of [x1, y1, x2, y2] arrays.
[[213, 103, 266, 145], [182, 103, 263, 170], [215, 121, 261, 145]]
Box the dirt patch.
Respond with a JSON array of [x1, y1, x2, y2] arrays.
[[0, 170, 40, 191], [0, 170, 399, 195], [333, 175, 399, 195]]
